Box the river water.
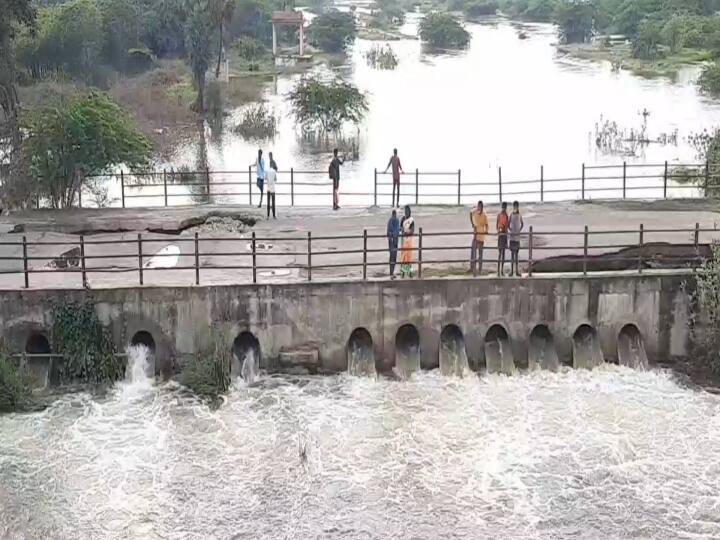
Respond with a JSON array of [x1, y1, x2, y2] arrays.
[[153, 14, 720, 207], [2, 366, 720, 539]]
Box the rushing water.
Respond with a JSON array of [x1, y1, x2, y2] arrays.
[[146, 14, 720, 207], [2, 367, 720, 539]]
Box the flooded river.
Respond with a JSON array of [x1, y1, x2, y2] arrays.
[[2, 366, 720, 539], [155, 14, 720, 206]]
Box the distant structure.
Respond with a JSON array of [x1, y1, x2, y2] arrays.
[[271, 11, 305, 57]]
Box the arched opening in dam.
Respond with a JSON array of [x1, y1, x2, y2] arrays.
[[233, 331, 261, 383], [347, 327, 375, 376], [529, 325, 559, 371], [126, 330, 156, 382], [130, 330, 156, 355], [395, 324, 421, 376], [618, 324, 648, 368], [439, 324, 468, 376], [484, 324, 514, 374], [573, 324, 604, 369], [25, 333, 50, 355]]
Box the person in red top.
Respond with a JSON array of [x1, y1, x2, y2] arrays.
[[384, 148, 404, 207], [496, 202, 509, 276]]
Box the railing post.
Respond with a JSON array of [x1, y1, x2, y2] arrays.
[[307, 231, 312, 282], [540, 165, 544, 202], [80, 235, 87, 287], [205, 169, 211, 200], [252, 231, 257, 284], [498, 166, 503, 203], [622, 161, 627, 199], [121, 170, 126, 208], [362, 229, 367, 281], [581, 163, 585, 200], [78, 184, 82, 208], [194, 232, 200, 285], [290, 167, 295, 206], [528, 226, 533, 277], [415, 168, 419, 204], [663, 161, 668, 199], [583, 226, 588, 277], [137, 233, 143, 286], [694, 222, 700, 272], [374, 168, 378, 207], [472, 228, 478, 278], [248, 165, 253, 206], [163, 168, 168, 207], [418, 227, 423, 279], [22, 235, 28, 289], [638, 224, 644, 274], [457, 169, 461, 206], [705, 159, 710, 196]]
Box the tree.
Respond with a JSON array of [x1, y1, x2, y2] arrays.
[[185, 0, 215, 111], [99, 0, 143, 71], [463, 1, 499, 17], [21, 91, 152, 208], [287, 76, 368, 132], [210, 0, 236, 79], [418, 12, 470, 48], [554, 0, 595, 44], [308, 10, 357, 53], [700, 62, 720, 95], [632, 20, 662, 59]]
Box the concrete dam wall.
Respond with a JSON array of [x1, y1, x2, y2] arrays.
[[0, 273, 693, 379]]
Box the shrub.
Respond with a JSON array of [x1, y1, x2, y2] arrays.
[[419, 12, 470, 49], [700, 62, 720, 95], [234, 103, 277, 140], [463, 0, 499, 17], [205, 79, 224, 119], [691, 242, 720, 374], [308, 10, 357, 53], [51, 299, 123, 383], [126, 48, 155, 74], [632, 20, 663, 60], [0, 351, 33, 413], [287, 76, 368, 132], [180, 327, 232, 399], [364, 44, 399, 69]]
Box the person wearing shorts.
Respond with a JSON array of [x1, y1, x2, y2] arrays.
[[250, 148, 265, 209], [496, 202, 509, 276], [509, 201, 524, 277], [385, 148, 403, 207]]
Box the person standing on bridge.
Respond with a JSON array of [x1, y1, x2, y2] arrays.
[[509, 201, 524, 277], [399, 205, 415, 278], [329, 148, 344, 210], [496, 202, 509, 276], [384, 148, 404, 207], [266, 153, 277, 219], [250, 149, 266, 209], [469, 200, 488, 275], [387, 209, 400, 278]]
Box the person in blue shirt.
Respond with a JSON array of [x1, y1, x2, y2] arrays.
[[250, 148, 265, 209], [387, 209, 400, 278]]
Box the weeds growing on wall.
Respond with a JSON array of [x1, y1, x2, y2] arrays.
[[51, 300, 123, 383], [689, 241, 720, 374], [181, 326, 232, 400], [0, 349, 34, 413]]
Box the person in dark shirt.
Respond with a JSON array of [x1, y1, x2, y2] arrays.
[[387, 209, 400, 278], [329, 148, 344, 210]]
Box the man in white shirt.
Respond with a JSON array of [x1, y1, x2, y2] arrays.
[[265, 153, 277, 219]]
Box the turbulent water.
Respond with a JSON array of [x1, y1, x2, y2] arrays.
[[2, 367, 720, 539]]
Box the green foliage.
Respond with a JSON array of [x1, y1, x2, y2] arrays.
[[234, 35, 268, 70], [126, 48, 156, 74], [700, 62, 720, 94], [365, 44, 399, 69], [691, 242, 720, 374], [0, 351, 34, 413], [21, 91, 151, 208], [98, 0, 144, 71], [205, 79, 224, 118], [308, 10, 357, 53], [500, 0, 557, 21], [234, 103, 277, 139], [555, 0, 594, 44], [180, 327, 232, 399], [185, 0, 215, 112], [51, 299, 123, 384], [463, 0, 499, 16], [419, 12, 470, 49], [632, 20, 662, 59], [287, 76, 368, 132]]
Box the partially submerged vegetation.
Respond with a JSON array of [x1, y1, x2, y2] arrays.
[[419, 12, 471, 48], [234, 103, 278, 140], [689, 242, 720, 377], [365, 44, 400, 69], [180, 327, 233, 401], [0, 350, 34, 413], [287, 76, 368, 132], [308, 10, 358, 53]]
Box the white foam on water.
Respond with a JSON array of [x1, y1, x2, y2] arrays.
[[240, 348, 258, 384], [123, 344, 153, 392]]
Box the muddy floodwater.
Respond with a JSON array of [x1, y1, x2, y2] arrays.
[[2, 366, 720, 539]]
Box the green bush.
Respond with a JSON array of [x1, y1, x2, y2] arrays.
[[180, 327, 232, 399], [0, 352, 33, 413], [632, 20, 663, 60], [287, 76, 368, 132], [691, 241, 720, 374], [419, 12, 470, 49], [233, 103, 277, 140], [700, 62, 720, 94], [52, 299, 123, 383], [463, 0, 499, 17], [308, 10, 357, 53], [126, 48, 155, 74]]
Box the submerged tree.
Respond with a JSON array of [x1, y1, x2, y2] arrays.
[[308, 9, 357, 53], [554, 0, 594, 44], [287, 76, 368, 132], [21, 91, 151, 208], [418, 12, 470, 49]]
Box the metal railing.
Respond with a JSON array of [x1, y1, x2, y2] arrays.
[[0, 224, 713, 288], [72, 160, 716, 208]]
